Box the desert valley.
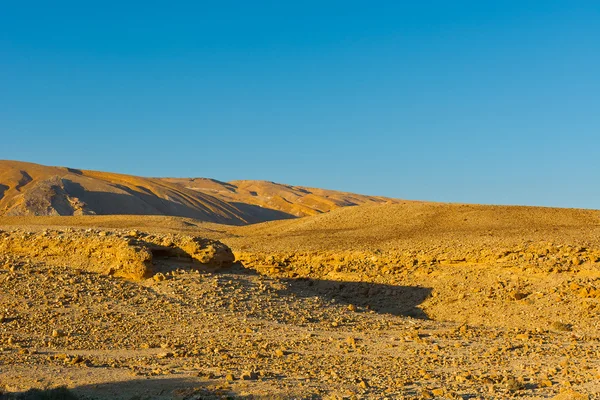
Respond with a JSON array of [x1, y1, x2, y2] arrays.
[[0, 161, 598, 399]]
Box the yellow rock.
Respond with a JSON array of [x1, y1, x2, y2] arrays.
[[551, 390, 588, 400]]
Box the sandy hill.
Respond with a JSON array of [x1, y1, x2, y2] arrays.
[[228, 201, 600, 252], [0, 160, 395, 224], [163, 177, 395, 218], [3, 202, 599, 251]]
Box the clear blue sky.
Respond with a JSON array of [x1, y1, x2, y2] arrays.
[[1, 1, 599, 209]]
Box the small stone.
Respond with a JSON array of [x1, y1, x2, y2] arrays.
[[552, 390, 588, 400], [52, 329, 65, 338], [505, 376, 524, 392], [551, 321, 572, 332], [540, 379, 553, 387], [515, 333, 530, 340], [68, 355, 83, 365], [225, 373, 235, 382], [512, 292, 529, 300], [241, 371, 258, 380], [274, 349, 285, 357]]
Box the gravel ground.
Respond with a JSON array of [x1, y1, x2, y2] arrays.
[[1, 253, 598, 399]]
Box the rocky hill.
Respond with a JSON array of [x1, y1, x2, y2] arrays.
[[0, 160, 396, 224], [163, 177, 395, 218]]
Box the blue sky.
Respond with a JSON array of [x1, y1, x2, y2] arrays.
[[1, 1, 599, 208]]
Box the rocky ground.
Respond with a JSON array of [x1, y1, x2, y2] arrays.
[[0, 205, 599, 399], [0, 247, 598, 398]]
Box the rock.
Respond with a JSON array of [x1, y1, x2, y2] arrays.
[[241, 371, 259, 380], [551, 321, 573, 332], [540, 379, 553, 387], [515, 333, 530, 340], [176, 236, 235, 267], [512, 292, 529, 300], [274, 349, 285, 357], [52, 329, 65, 338], [505, 376, 524, 392], [0, 230, 234, 279], [552, 390, 588, 400]]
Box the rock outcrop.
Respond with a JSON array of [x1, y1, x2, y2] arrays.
[[0, 229, 234, 279]]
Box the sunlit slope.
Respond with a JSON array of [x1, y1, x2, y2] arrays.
[[164, 177, 398, 218], [0, 161, 249, 224], [226, 202, 600, 252], [0, 161, 397, 224]]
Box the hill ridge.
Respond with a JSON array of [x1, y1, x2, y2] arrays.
[[0, 160, 398, 224]]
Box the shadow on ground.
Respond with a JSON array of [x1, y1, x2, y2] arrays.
[[224, 264, 432, 319], [281, 276, 431, 319], [0, 378, 285, 400], [0, 184, 8, 201], [229, 202, 297, 223]]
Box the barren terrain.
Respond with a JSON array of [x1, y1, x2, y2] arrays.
[[0, 200, 599, 399], [0, 161, 394, 224]]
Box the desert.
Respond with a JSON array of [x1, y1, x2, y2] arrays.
[[1, 162, 599, 399], [2, 3, 599, 398]]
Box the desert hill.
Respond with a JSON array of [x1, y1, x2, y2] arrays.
[[3, 202, 599, 252], [0, 160, 395, 224], [164, 177, 395, 218], [229, 201, 600, 251]]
